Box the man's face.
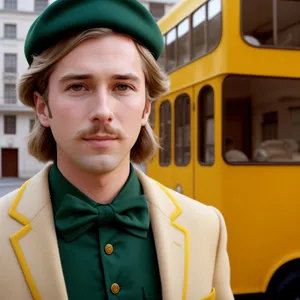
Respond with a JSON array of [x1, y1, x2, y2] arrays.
[[35, 35, 150, 174]]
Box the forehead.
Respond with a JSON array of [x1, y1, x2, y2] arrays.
[[52, 35, 144, 78]]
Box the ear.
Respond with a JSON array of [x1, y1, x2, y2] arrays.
[[34, 92, 51, 127], [141, 100, 151, 126]]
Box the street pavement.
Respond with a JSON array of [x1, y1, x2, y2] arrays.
[[0, 178, 28, 197]]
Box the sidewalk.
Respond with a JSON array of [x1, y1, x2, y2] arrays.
[[0, 178, 28, 188]]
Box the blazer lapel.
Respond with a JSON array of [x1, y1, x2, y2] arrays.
[[8, 165, 68, 300], [136, 169, 189, 300]]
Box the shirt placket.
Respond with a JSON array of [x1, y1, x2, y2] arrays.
[[98, 223, 121, 299]]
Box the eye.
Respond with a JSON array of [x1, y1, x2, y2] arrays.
[[115, 84, 132, 92], [68, 84, 86, 92]]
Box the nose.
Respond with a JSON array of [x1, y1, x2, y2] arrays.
[[89, 88, 114, 124]]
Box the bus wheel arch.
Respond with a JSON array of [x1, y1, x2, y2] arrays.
[[265, 258, 300, 300]]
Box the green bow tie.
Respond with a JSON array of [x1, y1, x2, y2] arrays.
[[55, 193, 150, 242]]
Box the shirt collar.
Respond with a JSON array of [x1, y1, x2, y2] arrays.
[[48, 162, 145, 215]]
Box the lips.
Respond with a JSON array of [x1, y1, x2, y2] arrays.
[[82, 135, 118, 148], [83, 136, 117, 141]]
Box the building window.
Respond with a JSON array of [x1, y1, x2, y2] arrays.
[[4, 115, 16, 134], [149, 2, 165, 21], [199, 86, 215, 165], [4, 53, 17, 73], [4, 84, 17, 104], [4, 0, 17, 10], [262, 111, 278, 141], [159, 100, 172, 166], [4, 24, 17, 39], [35, 0, 48, 12], [175, 94, 191, 166], [29, 119, 35, 132]]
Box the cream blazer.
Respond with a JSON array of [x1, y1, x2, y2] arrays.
[[0, 165, 234, 300]]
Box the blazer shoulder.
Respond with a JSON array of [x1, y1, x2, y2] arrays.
[[164, 184, 218, 212], [0, 187, 24, 252], [158, 183, 222, 229], [0, 188, 21, 218]]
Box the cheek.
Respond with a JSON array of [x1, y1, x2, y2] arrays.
[[49, 104, 80, 141], [116, 98, 144, 127], [52, 104, 74, 124], [119, 92, 145, 115], [49, 89, 84, 123]]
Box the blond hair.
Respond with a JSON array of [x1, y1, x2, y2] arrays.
[[18, 28, 169, 164]]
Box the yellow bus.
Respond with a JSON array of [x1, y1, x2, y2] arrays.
[[146, 0, 300, 298]]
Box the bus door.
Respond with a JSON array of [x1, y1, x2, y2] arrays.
[[193, 80, 221, 207], [171, 87, 194, 198], [150, 97, 173, 189]]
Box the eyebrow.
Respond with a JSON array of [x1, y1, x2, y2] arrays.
[[111, 74, 140, 84], [59, 73, 141, 85], [59, 73, 92, 84]]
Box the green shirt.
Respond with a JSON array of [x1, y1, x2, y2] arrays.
[[48, 162, 162, 300]]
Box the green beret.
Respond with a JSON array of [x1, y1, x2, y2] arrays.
[[24, 0, 164, 65]]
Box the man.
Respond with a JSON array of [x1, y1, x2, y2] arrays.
[[0, 1, 234, 299]]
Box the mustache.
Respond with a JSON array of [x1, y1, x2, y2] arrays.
[[74, 122, 128, 140]]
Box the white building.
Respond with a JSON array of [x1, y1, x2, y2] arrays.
[[0, 0, 55, 178], [0, 0, 179, 178], [140, 0, 179, 20]]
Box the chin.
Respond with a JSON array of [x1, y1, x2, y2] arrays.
[[74, 154, 124, 174]]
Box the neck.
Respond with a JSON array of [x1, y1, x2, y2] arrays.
[[56, 156, 130, 205]]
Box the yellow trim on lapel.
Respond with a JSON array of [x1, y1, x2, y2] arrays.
[[155, 181, 190, 300], [9, 181, 30, 225], [202, 288, 216, 300], [9, 181, 41, 300]]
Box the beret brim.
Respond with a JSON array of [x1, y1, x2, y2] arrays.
[[25, 0, 164, 64]]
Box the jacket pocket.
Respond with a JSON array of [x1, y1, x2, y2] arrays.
[[202, 288, 216, 300]]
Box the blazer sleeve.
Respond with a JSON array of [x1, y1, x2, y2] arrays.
[[211, 207, 234, 300]]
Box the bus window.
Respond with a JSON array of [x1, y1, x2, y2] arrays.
[[223, 75, 300, 164], [192, 4, 206, 58], [262, 111, 278, 141], [290, 107, 300, 143], [159, 100, 171, 166], [158, 36, 166, 69], [208, 0, 222, 51], [178, 18, 190, 66], [175, 94, 191, 166], [166, 28, 176, 72], [241, 0, 300, 49], [199, 86, 215, 165], [192, 0, 222, 59]]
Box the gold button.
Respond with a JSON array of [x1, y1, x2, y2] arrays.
[[105, 244, 114, 255], [111, 283, 120, 294]]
